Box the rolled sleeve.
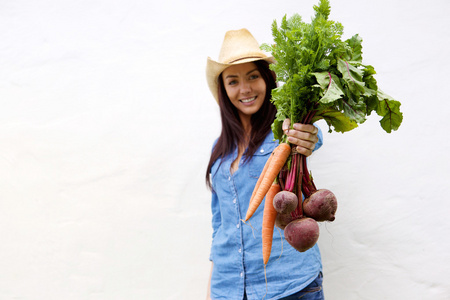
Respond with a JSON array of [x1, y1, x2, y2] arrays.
[[313, 123, 323, 152]]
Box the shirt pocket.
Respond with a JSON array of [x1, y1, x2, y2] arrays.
[[248, 143, 277, 178]]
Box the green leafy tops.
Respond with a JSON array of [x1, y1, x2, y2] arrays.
[[261, 0, 403, 142]]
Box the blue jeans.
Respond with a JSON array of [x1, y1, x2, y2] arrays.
[[243, 273, 324, 300]]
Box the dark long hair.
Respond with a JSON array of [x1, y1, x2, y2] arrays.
[[205, 60, 277, 188]]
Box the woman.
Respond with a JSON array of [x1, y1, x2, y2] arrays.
[[205, 29, 324, 300]]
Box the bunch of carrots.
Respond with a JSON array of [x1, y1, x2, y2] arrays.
[[244, 142, 291, 265]]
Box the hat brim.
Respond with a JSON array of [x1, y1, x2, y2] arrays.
[[206, 56, 275, 103]]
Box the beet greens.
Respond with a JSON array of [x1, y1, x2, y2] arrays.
[[262, 0, 403, 217], [262, 0, 403, 139]]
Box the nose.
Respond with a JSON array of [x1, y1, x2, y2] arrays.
[[240, 80, 252, 94]]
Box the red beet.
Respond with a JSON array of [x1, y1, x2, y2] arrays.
[[273, 191, 298, 214], [275, 213, 296, 230], [284, 217, 319, 252], [303, 189, 337, 222]]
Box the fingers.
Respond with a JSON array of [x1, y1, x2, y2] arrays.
[[287, 137, 315, 156], [284, 122, 319, 157], [292, 123, 319, 136], [287, 124, 319, 143], [294, 146, 313, 157], [282, 118, 291, 132], [284, 122, 318, 137]]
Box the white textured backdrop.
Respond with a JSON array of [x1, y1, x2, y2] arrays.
[[1, 0, 449, 299]]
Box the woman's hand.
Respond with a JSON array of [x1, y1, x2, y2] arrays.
[[283, 118, 319, 157]]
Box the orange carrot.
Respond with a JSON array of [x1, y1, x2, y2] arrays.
[[262, 182, 281, 265], [249, 152, 273, 205], [245, 143, 291, 221]]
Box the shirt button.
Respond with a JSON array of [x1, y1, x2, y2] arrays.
[[238, 248, 242, 253], [236, 223, 240, 229], [260, 149, 264, 153], [233, 199, 236, 203], [228, 176, 231, 181], [240, 272, 244, 277]]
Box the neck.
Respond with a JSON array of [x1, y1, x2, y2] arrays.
[[239, 113, 252, 136]]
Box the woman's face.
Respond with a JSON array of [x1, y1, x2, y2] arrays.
[[222, 62, 267, 121]]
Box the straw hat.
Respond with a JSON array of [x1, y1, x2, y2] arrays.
[[206, 28, 275, 103]]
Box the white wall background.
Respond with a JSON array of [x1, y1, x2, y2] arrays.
[[1, 0, 449, 299]]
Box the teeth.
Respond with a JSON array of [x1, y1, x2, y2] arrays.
[[241, 97, 256, 103]]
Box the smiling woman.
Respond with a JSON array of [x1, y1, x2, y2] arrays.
[[204, 28, 324, 300], [217, 61, 274, 175]]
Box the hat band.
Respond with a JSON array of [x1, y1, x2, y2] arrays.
[[227, 56, 265, 64]]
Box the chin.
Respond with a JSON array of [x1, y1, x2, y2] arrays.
[[241, 107, 260, 116]]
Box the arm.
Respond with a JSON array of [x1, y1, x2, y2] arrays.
[[206, 262, 213, 300], [207, 190, 220, 299], [210, 190, 221, 248]]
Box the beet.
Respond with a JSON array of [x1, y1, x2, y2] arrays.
[[275, 213, 296, 230], [273, 191, 298, 214], [303, 189, 337, 222], [284, 218, 319, 252]]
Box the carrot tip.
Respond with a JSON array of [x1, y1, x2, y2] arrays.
[[262, 264, 268, 300], [240, 219, 256, 239]]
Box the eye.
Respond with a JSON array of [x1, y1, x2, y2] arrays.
[[228, 79, 238, 86], [249, 72, 260, 80]]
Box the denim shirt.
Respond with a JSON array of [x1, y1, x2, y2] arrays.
[[209, 129, 324, 300]]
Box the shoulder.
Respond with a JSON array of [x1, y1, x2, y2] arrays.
[[211, 137, 219, 151]]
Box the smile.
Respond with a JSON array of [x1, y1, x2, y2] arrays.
[[240, 97, 256, 103]]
